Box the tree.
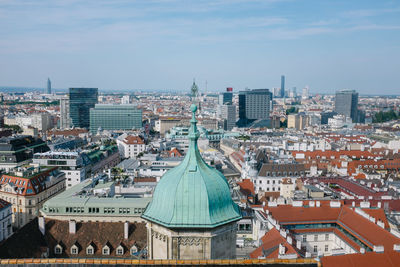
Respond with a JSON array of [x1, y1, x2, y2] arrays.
[[4, 124, 22, 133], [285, 107, 298, 115]]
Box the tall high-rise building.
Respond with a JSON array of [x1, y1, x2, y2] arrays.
[[46, 78, 51, 94], [218, 88, 233, 105], [281, 75, 285, 98], [121, 95, 130, 104], [60, 97, 70, 129], [238, 89, 272, 127], [69, 88, 98, 129], [89, 104, 142, 133], [302, 86, 309, 99], [291, 87, 297, 97], [217, 88, 235, 130], [334, 89, 359, 122]]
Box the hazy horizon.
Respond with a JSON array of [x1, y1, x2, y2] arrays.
[[1, 0, 400, 94]]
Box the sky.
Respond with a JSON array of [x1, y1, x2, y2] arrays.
[[0, 0, 400, 94]]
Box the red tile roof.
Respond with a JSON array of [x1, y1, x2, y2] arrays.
[[0, 167, 60, 196], [265, 204, 400, 251], [237, 179, 255, 196], [123, 135, 144, 145], [321, 251, 400, 267], [0, 199, 11, 210], [249, 227, 299, 259], [337, 206, 400, 251]]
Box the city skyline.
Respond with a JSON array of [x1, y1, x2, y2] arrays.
[[1, 0, 400, 94]]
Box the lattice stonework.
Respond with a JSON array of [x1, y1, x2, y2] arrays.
[[178, 237, 202, 246]]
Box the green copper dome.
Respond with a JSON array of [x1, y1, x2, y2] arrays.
[[142, 104, 242, 228]]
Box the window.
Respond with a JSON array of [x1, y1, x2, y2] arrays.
[[54, 246, 62, 254], [102, 247, 110, 255], [313, 245, 318, 253], [302, 235, 306, 242], [314, 235, 318, 241], [71, 246, 78, 255], [87, 247, 94, 255], [130, 245, 138, 255], [325, 245, 329, 252], [325, 234, 329, 241], [116, 246, 124, 255]]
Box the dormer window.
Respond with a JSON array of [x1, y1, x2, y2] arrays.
[[130, 245, 138, 255], [70, 244, 79, 255], [102, 245, 110, 255], [116, 245, 124, 255], [86, 244, 94, 255], [54, 244, 63, 255]]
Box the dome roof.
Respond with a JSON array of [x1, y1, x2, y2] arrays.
[[142, 104, 242, 228]]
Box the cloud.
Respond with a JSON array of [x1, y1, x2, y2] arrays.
[[343, 7, 400, 18]]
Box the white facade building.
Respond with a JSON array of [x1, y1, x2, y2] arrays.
[[0, 200, 12, 242], [117, 134, 146, 159], [33, 151, 88, 189]]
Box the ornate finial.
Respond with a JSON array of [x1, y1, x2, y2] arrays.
[[188, 104, 199, 141], [190, 104, 197, 113]]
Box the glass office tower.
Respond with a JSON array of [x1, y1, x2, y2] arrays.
[[334, 90, 359, 122], [69, 88, 98, 129], [89, 104, 142, 133]]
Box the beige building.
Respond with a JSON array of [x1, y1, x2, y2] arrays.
[[116, 134, 146, 159], [156, 117, 190, 135], [288, 114, 308, 130], [0, 166, 65, 228], [280, 178, 295, 199]]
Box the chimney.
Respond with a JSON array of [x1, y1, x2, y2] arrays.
[[124, 221, 129, 239], [296, 240, 302, 250], [69, 220, 76, 234], [278, 243, 286, 255], [38, 217, 45, 235]]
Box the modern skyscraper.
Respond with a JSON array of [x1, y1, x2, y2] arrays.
[[302, 86, 309, 99], [142, 104, 241, 259], [280, 75, 285, 98], [217, 88, 236, 130], [89, 104, 142, 133], [334, 89, 359, 122], [60, 97, 70, 129], [69, 88, 98, 129], [238, 89, 272, 127], [218, 88, 233, 105], [46, 78, 51, 94], [121, 95, 130, 104]]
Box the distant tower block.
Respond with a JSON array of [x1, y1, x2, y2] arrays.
[[46, 78, 51, 94]]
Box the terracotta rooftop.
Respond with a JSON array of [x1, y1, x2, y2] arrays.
[[249, 227, 299, 259], [237, 179, 255, 196], [321, 251, 400, 267], [123, 135, 144, 145], [0, 199, 11, 210], [265, 204, 400, 251]]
